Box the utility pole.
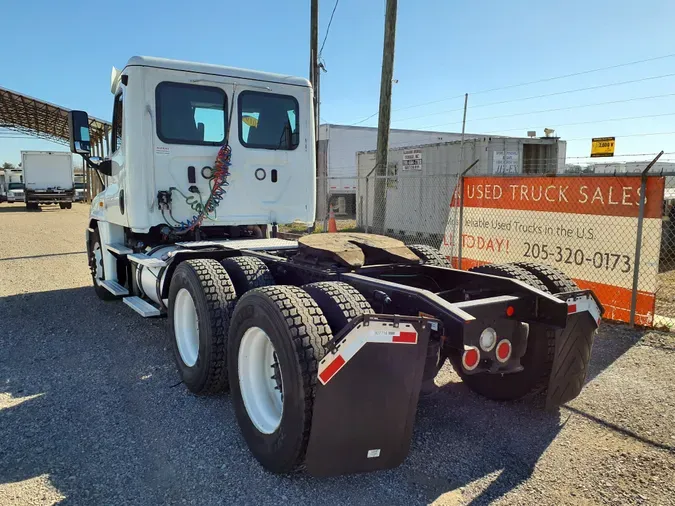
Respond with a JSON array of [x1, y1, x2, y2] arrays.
[[310, 0, 319, 142], [310, 0, 326, 226], [372, 0, 397, 234]]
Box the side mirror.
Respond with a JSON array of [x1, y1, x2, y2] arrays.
[[97, 160, 113, 176], [68, 110, 91, 155]]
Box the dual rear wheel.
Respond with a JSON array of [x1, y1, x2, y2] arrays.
[[168, 256, 372, 472], [449, 262, 578, 401]]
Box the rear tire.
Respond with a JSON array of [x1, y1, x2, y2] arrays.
[[228, 286, 332, 473], [220, 256, 274, 296], [168, 259, 237, 394], [59, 203, 66, 209], [407, 244, 452, 267], [514, 262, 578, 293], [469, 263, 550, 293], [302, 281, 374, 335], [452, 263, 554, 401]]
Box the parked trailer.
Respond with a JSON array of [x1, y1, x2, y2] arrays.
[[357, 137, 567, 242], [67, 56, 600, 476], [318, 124, 482, 216], [22, 151, 74, 210]]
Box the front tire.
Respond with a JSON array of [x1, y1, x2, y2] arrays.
[[87, 228, 116, 301], [228, 286, 332, 473], [168, 259, 237, 394]]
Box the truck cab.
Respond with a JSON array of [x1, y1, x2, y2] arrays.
[[75, 56, 315, 239]]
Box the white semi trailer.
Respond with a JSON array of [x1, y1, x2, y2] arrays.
[[67, 56, 601, 476], [22, 151, 74, 210]]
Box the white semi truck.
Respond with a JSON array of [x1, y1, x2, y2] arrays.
[[22, 151, 74, 210], [67, 56, 602, 476]]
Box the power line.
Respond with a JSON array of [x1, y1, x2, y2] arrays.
[[396, 52, 675, 112], [482, 112, 675, 135], [398, 92, 675, 130], [319, 0, 340, 57], [566, 131, 675, 142], [348, 52, 675, 125], [394, 73, 675, 123]]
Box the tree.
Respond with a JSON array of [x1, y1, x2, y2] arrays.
[[1, 162, 17, 171]]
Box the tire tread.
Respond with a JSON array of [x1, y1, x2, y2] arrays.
[[248, 285, 332, 470], [407, 244, 452, 268], [177, 259, 237, 394]]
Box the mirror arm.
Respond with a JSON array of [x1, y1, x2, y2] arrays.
[[80, 154, 106, 190]]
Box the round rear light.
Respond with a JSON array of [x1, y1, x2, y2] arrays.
[[462, 347, 480, 371], [506, 306, 515, 317], [479, 327, 497, 351], [496, 340, 512, 363]]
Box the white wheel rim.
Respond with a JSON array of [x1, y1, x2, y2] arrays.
[[174, 288, 200, 367], [93, 242, 103, 280], [238, 327, 283, 434]]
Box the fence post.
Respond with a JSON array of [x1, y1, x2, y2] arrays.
[[630, 151, 664, 327], [457, 159, 480, 269]]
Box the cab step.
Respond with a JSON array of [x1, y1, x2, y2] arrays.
[[107, 243, 133, 255], [123, 296, 161, 317], [127, 253, 167, 268], [100, 280, 129, 296]]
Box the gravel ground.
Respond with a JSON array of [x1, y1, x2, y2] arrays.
[[1, 202, 674, 506]]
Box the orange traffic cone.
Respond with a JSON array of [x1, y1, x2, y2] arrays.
[[328, 205, 338, 233]]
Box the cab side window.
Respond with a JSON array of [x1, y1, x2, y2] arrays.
[[111, 93, 123, 153]]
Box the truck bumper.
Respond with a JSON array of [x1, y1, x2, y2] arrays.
[[26, 191, 75, 204]]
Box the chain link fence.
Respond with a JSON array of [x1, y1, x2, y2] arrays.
[[307, 162, 675, 329]]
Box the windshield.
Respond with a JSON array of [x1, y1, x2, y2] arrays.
[[8, 183, 23, 190], [74, 182, 85, 189]]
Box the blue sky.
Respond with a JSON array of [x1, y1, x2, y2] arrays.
[[2, 0, 675, 165]]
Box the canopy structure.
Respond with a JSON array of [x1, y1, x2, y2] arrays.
[[0, 85, 111, 152]]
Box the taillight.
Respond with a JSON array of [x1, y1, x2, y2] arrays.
[[462, 347, 480, 371], [495, 340, 512, 363]]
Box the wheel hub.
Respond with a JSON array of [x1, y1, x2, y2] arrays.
[[238, 327, 283, 434], [174, 288, 200, 367]]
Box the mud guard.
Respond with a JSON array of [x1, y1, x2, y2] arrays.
[[305, 315, 435, 477], [546, 291, 603, 408]]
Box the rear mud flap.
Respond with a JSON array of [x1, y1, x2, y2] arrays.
[[546, 311, 597, 408], [305, 315, 434, 477]]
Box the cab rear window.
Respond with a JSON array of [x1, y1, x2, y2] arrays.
[[156, 82, 227, 145], [238, 91, 299, 150]]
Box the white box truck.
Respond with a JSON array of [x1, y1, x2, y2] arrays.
[[21, 151, 75, 210]]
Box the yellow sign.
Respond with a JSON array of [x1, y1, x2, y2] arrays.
[[591, 137, 615, 158]]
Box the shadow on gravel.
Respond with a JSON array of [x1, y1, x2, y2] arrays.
[[0, 251, 86, 262], [563, 405, 674, 452], [585, 323, 642, 383], [0, 288, 648, 506], [0, 205, 65, 213]]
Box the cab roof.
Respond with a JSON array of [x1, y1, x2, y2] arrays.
[[125, 56, 311, 88]]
